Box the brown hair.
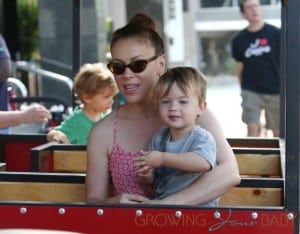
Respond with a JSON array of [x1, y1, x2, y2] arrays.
[[154, 66, 207, 104], [74, 63, 118, 103], [110, 13, 164, 56], [238, 0, 261, 12]]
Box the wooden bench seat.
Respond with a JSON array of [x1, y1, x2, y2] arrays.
[[0, 171, 283, 207], [53, 149, 282, 177], [30, 138, 282, 174], [233, 148, 282, 177], [27, 138, 284, 207], [30, 143, 86, 172], [220, 146, 283, 206], [0, 172, 85, 203], [219, 177, 283, 206], [227, 137, 280, 148], [53, 150, 87, 173]]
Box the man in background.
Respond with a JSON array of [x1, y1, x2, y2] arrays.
[[231, 0, 280, 137], [0, 33, 12, 133], [0, 34, 51, 132]]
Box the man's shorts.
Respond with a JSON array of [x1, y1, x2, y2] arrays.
[[241, 89, 280, 130]]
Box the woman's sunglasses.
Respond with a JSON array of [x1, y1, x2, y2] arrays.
[[107, 55, 158, 75]]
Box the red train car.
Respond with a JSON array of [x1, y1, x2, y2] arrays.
[[0, 1, 299, 233], [0, 203, 294, 234]]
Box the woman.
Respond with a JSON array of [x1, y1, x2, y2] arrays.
[[86, 13, 240, 204]]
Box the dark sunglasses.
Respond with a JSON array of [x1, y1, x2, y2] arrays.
[[107, 55, 159, 75]]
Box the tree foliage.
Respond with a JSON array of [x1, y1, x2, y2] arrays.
[[18, 0, 39, 60]]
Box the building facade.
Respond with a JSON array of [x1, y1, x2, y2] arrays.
[[107, 0, 281, 76]]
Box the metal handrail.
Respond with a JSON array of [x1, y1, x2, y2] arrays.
[[12, 60, 73, 92], [7, 77, 28, 97]]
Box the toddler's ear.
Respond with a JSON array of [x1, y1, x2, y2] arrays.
[[81, 94, 92, 104]]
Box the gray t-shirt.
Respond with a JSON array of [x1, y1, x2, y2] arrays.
[[149, 125, 217, 206]]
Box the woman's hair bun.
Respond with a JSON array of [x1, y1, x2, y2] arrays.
[[128, 13, 156, 30]]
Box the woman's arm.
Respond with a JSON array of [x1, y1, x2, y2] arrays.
[[158, 108, 241, 205], [85, 120, 112, 203]]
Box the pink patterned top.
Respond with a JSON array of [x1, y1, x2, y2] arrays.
[[108, 108, 151, 197]]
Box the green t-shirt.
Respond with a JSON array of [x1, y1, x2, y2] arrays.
[[54, 106, 106, 144]]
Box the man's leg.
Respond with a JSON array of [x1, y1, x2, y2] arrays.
[[241, 90, 262, 137]]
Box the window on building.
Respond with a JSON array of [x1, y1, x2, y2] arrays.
[[200, 0, 278, 8], [200, 0, 233, 8]]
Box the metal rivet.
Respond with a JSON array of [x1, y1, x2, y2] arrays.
[[287, 213, 294, 220], [20, 207, 27, 214], [97, 209, 104, 216], [251, 212, 258, 219], [175, 210, 182, 217], [135, 209, 143, 216], [58, 208, 65, 215], [214, 211, 221, 219]]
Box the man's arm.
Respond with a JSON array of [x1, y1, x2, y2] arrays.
[[0, 57, 12, 82], [235, 61, 243, 84], [0, 105, 51, 128]]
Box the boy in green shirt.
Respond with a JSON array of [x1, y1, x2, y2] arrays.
[[47, 63, 118, 144]]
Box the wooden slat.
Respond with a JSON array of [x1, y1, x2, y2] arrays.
[[0, 182, 85, 202], [236, 154, 281, 177], [53, 151, 87, 172], [0, 181, 282, 207], [219, 187, 283, 206], [227, 137, 280, 148], [52, 150, 281, 176], [24, 139, 284, 207]]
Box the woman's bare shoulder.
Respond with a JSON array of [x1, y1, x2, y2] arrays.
[[90, 110, 115, 137], [99, 110, 115, 126]]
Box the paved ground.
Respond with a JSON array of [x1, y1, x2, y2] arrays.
[[206, 75, 247, 138]]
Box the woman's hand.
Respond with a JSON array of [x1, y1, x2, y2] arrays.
[[118, 193, 149, 204], [142, 199, 165, 205]]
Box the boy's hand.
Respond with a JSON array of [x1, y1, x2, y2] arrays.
[[136, 150, 164, 168], [134, 151, 153, 176], [49, 130, 70, 144]]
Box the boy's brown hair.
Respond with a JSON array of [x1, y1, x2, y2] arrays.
[[74, 63, 118, 103], [154, 66, 207, 104]]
